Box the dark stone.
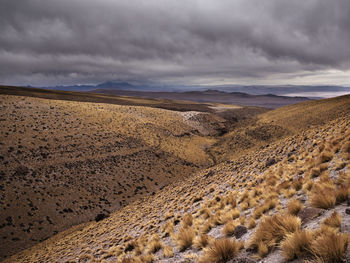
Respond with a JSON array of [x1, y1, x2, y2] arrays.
[[347, 196, 350, 206], [205, 170, 215, 178], [13, 165, 29, 177], [124, 243, 134, 252], [95, 213, 109, 222], [234, 225, 247, 239], [265, 158, 276, 167], [297, 207, 325, 225], [346, 208, 350, 215]]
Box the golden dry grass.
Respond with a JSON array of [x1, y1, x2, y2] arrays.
[[280, 230, 313, 261], [1, 94, 349, 262], [287, 199, 303, 215], [198, 238, 240, 263], [310, 184, 336, 209], [175, 227, 195, 251], [249, 213, 301, 254], [311, 231, 349, 263], [322, 211, 342, 229]]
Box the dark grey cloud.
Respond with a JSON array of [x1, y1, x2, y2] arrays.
[[0, 0, 350, 86]]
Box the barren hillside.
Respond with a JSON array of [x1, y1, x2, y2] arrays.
[[0, 87, 266, 260], [1, 93, 349, 262]]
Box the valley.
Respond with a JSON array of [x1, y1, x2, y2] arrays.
[[0, 87, 349, 262]]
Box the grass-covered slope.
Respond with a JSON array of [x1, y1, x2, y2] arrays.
[[3, 95, 349, 262]]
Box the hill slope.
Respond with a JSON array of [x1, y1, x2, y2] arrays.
[[0, 86, 268, 260], [2, 95, 349, 262]]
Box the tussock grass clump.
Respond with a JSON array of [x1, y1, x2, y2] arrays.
[[223, 221, 236, 236], [341, 141, 350, 154], [322, 211, 342, 229], [163, 245, 173, 258], [319, 150, 333, 163], [176, 227, 195, 251], [199, 238, 240, 263], [252, 197, 277, 219], [336, 171, 350, 186], [147, 238, 162, 254], [199, 208, 211, 219], [249, 213, 301, 255], [182, 213, 193, 227], [225, 193, 237, 208], [194, 234, 210, 250], [335, 185, 349, 204], [283, 188, 296, 198], [287, 199, 303, 215], [310, 184, 336, 209], [280, 230, 313, 261], [200, 221, 213, 234], [311, 168, 321, 178], [247, 217, 256, 229], [292, 177, 303, 191], [311, 231, 349, 263], [139, 254, 155, 263], [231, 209, 240, 219]]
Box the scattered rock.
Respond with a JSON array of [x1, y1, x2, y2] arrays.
[[205, 170, 214, 178], [13, 165, 29, 177], [265, 158, 276, 167], [234, 225, 247, 239], [95, 213, 109, 222], [298, 207, 325, 225], [346, 208, 350, 215]]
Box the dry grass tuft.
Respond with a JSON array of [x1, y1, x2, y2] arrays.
[[147, 238, 162, 254], [194, 234, 210, 250], [280, 230, 313, 261], [258, 242, 269, 258], [292, 177, 303, 191], [287, 199, 303, 215], [163, 245, 173, 258], [311, 230, 349, 263], [311, 167, 321, 178], [176, 227, 195, 251], [223, 221, 236, 236], [322, 211, 342, 229], [341, 141, 350, 154], [199, 238, 240, 263], [247, 217, 256, 229], [249, 213, 301, 254], [310, 184, 336, 209], [335, 185, 349, 204], [319, 150, 333, 163], [182, 213, 193, 227]]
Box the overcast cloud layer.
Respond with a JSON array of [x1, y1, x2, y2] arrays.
[[0, 0, 350, 86]]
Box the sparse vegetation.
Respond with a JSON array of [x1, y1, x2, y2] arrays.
[[280, 230, 313, 260], [311, 230, 349, 263], [1, 89, 349, 262], [287, 199, 303, 215], [249, 213, 301, 254], [175, 227, 195, 251], [199, 238, 240, 263]]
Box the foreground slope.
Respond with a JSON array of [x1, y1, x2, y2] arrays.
[[4, 95, 349, 262], [0, 87, 270, 260], [0, 91, 232, 259]]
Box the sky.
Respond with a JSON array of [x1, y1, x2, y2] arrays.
[[0, 0, 350, 87]]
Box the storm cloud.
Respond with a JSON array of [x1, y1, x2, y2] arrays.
[[0, 0, 350, 86]]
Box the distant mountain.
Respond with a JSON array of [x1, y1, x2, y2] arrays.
[[90, 88, 311, 108], [38, 82, 350, 98]]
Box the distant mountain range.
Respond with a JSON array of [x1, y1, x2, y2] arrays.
[[39, 81, 350, 98], [91, 88, 311, 108]]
